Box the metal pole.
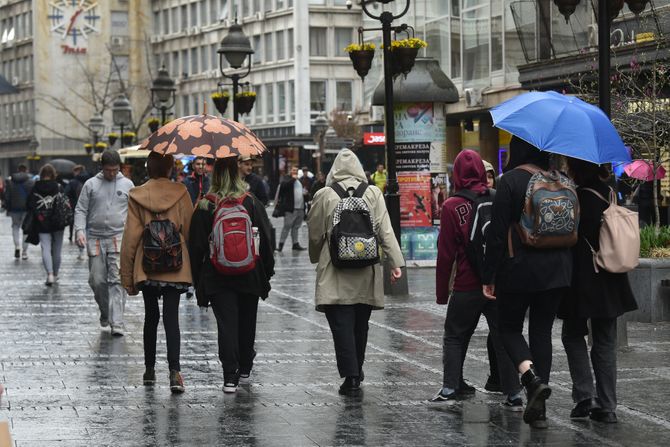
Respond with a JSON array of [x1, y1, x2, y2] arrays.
[[598, 0, 611, 117], [161, 106, 167, 125], [120, 124, 124, 148], [317, 131, 324, 175], [232, 74, 240, 122]]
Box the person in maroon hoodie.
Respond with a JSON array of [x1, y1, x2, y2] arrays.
[[430, 150, 522, 409]]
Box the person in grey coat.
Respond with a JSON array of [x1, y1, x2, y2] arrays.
[[4, 164, 34, 259], [75, 150, 134, 336], [307, 149, 404, 396]]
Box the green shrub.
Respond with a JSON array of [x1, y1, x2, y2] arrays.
[[640, 226, 670, 258]]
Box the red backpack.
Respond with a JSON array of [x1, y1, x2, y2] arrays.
[[206, 193, 258, 275]]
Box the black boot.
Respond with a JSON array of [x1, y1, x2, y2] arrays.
[[521, 366, 552, 425], [530, 400, 548, 429], [338, 376, 361, 396], [292, 243, 306, 251], [277, 242, 284, 252]]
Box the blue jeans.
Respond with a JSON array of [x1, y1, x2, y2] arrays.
[[39, 231, 64, 275]]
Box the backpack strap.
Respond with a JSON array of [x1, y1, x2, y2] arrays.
[[515, 164, 542, 175], [454, 189, 478, 202], [582, 187, 613, 205], [352, 182, 368, 198], [330, 182, 348, 199]]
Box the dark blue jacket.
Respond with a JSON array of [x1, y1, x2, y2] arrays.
[[183, 173, 210, 205]]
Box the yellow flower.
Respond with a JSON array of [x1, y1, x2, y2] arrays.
[[235, 91, 257, 98], [211, 91, 230, 99], [344, 43, 376, 53], [391, 38, 428, 49]]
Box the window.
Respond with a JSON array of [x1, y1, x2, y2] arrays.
[[171, 7, 178, 33], [276, 30, 285, 60], [201, 46, 209, 71], [111, 11, 129, 36], [252, 35, 261, 63], [191, 47, 199, 74], [462, 6, 489, 86], [190, 2, 198, 27], [310, 81, 326, 113], [309, 27, 327, 56], [181, 95, 190, 116], [153, 10, 160, 35], [163, 9, 169, 34], [287, 29, 294, 58], [200, 0, 208, 26], [267, 83, 275, 122], [288, 80, 295, 120], [264, 33, 273, 62], [181, 49, 188, 76], [180, 5, 188, 30], [171, 51, 179, 77], [211, 0, 221, 22], [334, 28, 352, 57], [309, 0, 326, 4], [278, 82, 286, 121], [253, 0, 261, 14], [451, 17, 461, 78], [212, 44, 221, 70], [277, 0, 285, 8], [336, 81, 352, 111]]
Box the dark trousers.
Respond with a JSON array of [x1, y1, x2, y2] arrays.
[[497, 289, 563, 384], [142, 286, 181, 371], [487, 333, 499, 383], [324, 304, 373, 378], [443, 290, 520, 394], [210, 289, 259, 374], [562, 317, 618, 411]]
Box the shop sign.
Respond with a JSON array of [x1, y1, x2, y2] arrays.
[[364, 132, 386, 145]]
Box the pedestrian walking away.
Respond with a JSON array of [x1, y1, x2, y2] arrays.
[[276, 166, 309, 251], [25, 164, 68, 286], [238, 155, 269, 205], [3, 164, 34, 260], [74, 149, 134, 336], [481, 136, 574, 429], [307, 149, 404, 396], [189, 157, 275, 394], [183, 156, 211, 205], [120, 152, 194, 393], [432, 150, 522, 408], [558, 158, 638, 424]]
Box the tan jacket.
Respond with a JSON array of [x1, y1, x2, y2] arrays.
[[120, 178, 194, 289], [307, 149, 405, 312]]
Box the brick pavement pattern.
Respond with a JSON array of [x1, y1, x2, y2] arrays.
[[1, 215, 670, 446]]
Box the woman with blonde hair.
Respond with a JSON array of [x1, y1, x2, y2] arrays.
[[120, 152, 193, 393], [188, 156, 274, 393]]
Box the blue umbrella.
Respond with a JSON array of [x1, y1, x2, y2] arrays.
[[490, 91, 631, 164]]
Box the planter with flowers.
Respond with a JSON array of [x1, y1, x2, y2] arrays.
[[345, 43, 376, 80], [84, 143, 93, 155], [95, 142, 108, 153], [212, 91, 230, 115], [390, 37, 427, 77], [121, 132, 136, 146], [147, 118, 160, 133], [107, 133, 118, 147], [234, 91, 256, 116]]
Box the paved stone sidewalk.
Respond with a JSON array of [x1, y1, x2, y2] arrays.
[[1, 214, 669, 446]]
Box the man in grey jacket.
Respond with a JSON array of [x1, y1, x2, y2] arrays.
[[75, 150, 134, 336]]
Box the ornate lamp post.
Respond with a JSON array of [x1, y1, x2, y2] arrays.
[[112, 94, 132, 147], [88, 113, 105, 153], [218, 20, 254, 122], [312, 113, 329, 174], [150, 66, 176, 125]]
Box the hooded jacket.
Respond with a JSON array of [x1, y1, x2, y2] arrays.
[[481, 137, 573, 292], [307, 149, 405, 311], [74, 172, 134, 239], [436, 150, 489, 303], [120, 178, 194, 290], [26, 179, 62, 233], [4, 172, 34, 213]]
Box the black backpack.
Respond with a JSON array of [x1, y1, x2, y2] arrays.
[[454, 189, 495, 280], [142, 217, 183, 273], [329, 182, 380, 269], [51, 192, 74, 230]]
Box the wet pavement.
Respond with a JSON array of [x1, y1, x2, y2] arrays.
[[1, 213, 670, 446]]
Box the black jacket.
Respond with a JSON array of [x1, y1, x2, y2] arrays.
[[244, 172, 269, 205], [481, 137, 573, 292], [277, 177, 309, 213], [188, 194, 275, 305], [26, 180, 62, 233], [65, 172, 90, 207], [4, 172, 34, 212], [558, 181, 638, 319]]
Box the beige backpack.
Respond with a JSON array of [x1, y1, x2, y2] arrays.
[[582, 187, 639, 273]]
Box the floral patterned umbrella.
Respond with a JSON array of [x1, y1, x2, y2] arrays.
[[139, 114, 266, 159]]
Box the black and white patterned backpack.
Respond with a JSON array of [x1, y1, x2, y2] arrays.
[[329, 182, 380, 269]]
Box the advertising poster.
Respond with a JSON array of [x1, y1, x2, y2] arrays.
[[430, 173, 449, 226], [398, 172, 432, 227], [396, 142, 430, 173]]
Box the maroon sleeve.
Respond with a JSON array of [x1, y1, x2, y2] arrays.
[[436, 200, 459, 304]]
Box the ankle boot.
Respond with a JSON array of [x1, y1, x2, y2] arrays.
[[521, 366, 552, 424], [530, 400, 549, 429]]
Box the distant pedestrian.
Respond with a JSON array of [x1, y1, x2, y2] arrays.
[[483, 160, 496, 189], [559, 158, 638, 424], [310, 172, 326, 198], [183, 156, 210, 204], [481, 137, 574, 429], [65, 165, 89, 259], [370, 164, 387, 192], [275, 166, 309, 251], [307, 149, 404, 396], [431, 150, 522, 409], [238, 155, 269, 205], [75, 150, 134, 336], [120, 152, 193, 393], [300, 166, 315, 190], [3, 164, 34, 260], [26, 164, 67, 286], [188, 157, 275, 393]]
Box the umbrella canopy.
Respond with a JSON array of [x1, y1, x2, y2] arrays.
[[490, 91, 630, 164], [49, 159, 76, 176], [624, 160, 666, 181], [139, 114, 266, 159]]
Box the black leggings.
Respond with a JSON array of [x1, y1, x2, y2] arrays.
[[142, 286, 181, 371], [497, 289, 564, 384]]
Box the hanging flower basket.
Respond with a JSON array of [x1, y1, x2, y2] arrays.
[[234, 92, 256, 116], [84, 143, 93, 155], [345, 43, 376, 80], [95, 142, 108, 153], [147, 118, 160, 133], [121, 132, 136, 146], [390, 38, 427, 77], [211, 91, 230, 115], [107, 133, 118, 147]]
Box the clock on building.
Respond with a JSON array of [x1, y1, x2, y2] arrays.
[[48, 0, 101, 47]]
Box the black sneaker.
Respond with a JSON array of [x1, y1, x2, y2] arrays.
[[14, 249, 20, 259], [223, 371, 240, 393], [485, 375, 502, 393], [429, 388, 458, 403], [503, 396, 524, 412], [277, 242, 284, 252], [590, 410, 617, 424], [338, 376, 361, 396], [458, 379, 476, 395], [143, 368, 156, 386], [169, 370, 185, 393], [570, 398, 600, 419], [292, 243, 306, 251]]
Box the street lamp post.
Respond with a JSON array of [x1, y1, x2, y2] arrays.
[[112, 94, 132, 147], [88, 113, 105, 149], [150, 66, 176, 125], [218, 20, 254, 122], [313, 113, 329, 174]]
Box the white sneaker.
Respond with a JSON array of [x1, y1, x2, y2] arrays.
[[46, 273, 55, 286], [111, 325, 125, 336], [21, 251, 28, 260], [77, 252, 85, 261], [239, 373, 251, 385]]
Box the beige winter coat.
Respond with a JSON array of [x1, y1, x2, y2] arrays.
[[307, 149, 405, 312], [120, 178, 194, 290]]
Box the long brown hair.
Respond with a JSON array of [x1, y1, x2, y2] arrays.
[[39, 164, 56, 180], [198, 157, 247, 209], [566, 158, 610, 187]]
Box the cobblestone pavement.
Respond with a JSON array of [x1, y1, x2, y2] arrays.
[[1, 214, 670, 446]]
